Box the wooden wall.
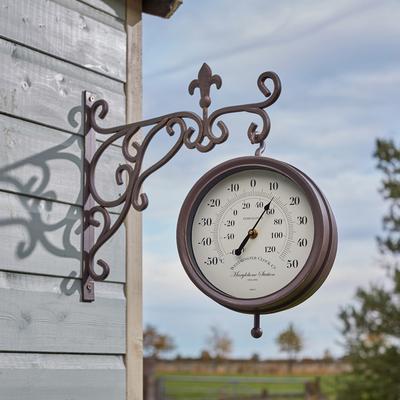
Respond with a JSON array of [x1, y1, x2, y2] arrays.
[[0, 0, 129, 398]]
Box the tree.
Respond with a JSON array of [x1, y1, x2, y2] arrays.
[[143, 324, 175, 359], [322, 349, 334, 362], [206, 325, 233, 360], [337, 139, 400, 400], [199, 349, 212, 361], [275, 323, 303, 373], [250, 352, 260, 362]]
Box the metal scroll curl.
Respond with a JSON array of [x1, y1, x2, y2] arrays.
[[82, 63, 281, 301]]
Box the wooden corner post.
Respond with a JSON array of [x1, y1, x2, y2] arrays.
[[126, 1, 143, 399]]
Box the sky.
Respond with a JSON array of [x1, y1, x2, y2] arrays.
[[141, 0, 400, 359]]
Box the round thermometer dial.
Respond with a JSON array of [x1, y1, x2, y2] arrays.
[[192, 168, 314, 299], [177, 157, 337, 314]]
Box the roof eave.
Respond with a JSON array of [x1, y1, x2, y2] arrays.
[[143, 0, 182, 19]]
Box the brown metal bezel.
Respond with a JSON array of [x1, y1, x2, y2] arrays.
[[177, 156, 337, 314]]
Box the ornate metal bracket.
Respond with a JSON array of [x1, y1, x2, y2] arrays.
[[82, 63, 281, 302]]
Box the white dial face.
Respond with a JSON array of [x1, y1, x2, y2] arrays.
[[191, 169, 314, 299]]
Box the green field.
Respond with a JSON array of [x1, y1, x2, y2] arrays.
[[156, 373, 339, 399]]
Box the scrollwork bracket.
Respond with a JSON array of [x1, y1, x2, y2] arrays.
[[82, 63, 281, 302]]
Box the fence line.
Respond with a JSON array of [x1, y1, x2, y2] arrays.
[[155, 375, 326, 400]]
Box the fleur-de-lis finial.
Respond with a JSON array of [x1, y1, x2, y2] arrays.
[[188, 63, 222, 109]]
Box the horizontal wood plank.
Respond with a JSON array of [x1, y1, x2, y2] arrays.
[[0, 114, 128, 207], [0, 353, 125, 400], [0, 0, 126, 81], [0, 38, 125, 133], [0, 191, 126, 282], [53, 0, 125, 28], [0, 271, 126, 353], [79, 0, 126, 20]]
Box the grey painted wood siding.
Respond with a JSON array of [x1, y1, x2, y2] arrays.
[[79, 0, 126, 20], [0, 190, 126, 282], [0, 271, 125, 353], [0, 353, 125, 400], [0, 0, 126, 81], [0, 38, 125, 134], [0, 0, 129, 398], [0, 114, 127, 208]]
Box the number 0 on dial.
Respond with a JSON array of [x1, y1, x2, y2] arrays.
[[177, 157, 337, 314]]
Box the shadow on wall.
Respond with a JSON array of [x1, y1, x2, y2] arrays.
[[0, 107, 85, 295], [0, 134, 82, 259]]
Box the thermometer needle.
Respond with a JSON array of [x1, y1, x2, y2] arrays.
[[234, 197, 274, 256]]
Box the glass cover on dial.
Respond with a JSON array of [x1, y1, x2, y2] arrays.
[[191, 169, 314, 299]]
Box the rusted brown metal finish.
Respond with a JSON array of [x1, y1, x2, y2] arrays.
[[176, 156, 338, 315], [82, 91, 96, 302], [82, 64, 281, 301]]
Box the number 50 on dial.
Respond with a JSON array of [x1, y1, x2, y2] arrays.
[[177, 156, 337, 315]]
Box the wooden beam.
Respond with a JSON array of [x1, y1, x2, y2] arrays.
[[126, 1, 143, 400], [143, 0, 182, 18]]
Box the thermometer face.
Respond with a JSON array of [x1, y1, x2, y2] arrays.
[[190, 169, 314, 299], [178, 156, 337, 315]]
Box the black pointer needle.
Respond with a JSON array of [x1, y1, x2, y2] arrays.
[[234, 197, 274, 256]]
